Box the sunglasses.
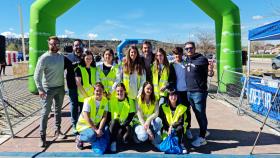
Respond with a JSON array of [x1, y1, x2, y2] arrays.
[[185, 47, 194, 51]]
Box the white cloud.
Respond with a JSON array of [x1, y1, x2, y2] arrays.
[[252, 15, 264, 20], [58, 34, 68, 38], [88, 33, 98, 39], [111, 38, 119, 41], [1, 31, 20, 38], [64, 29, 75, 37], [9, 28, 14, 31]]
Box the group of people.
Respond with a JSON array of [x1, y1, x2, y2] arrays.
[[34, 36, 214, 154]]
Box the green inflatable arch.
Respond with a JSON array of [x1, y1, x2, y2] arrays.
[[28, 0, 242, 93]]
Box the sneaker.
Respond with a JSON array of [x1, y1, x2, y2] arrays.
[[110, 141, 117, 152], [186, 130, 193, 139], [55, 130, 66, 140], [76, 135, 84, 150], [39, 135, 46, 148], [191, 137, 207, 147], [181, 144, 187, 154]]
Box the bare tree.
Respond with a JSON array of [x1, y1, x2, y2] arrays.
[[194, 30, 215, 55]]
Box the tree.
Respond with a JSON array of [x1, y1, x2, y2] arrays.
[[194, 30, 215, 55], [6, 43, 19, 51]]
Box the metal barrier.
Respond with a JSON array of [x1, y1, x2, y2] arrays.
[[217, 69, 280, 130], [0, 75, 41, 137]]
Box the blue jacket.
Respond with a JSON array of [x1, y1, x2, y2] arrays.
[[185, 53, 208, 92]]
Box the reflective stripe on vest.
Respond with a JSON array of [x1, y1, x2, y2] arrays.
[[123, 72, 141, 99], [109, 97, 132, 123], [97, 64, 118, 93], [137, 98, 155, 121], [78, 66, 96, 102], [162, 103, 187, 127], [76, 96, 108, 132], [152, 64, 168, 100]]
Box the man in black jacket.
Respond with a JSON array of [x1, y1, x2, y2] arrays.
[[185, 41, 214, 147]]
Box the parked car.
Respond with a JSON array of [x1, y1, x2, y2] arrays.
[[272, 55, 280, 69]]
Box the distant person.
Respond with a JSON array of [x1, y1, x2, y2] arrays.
[[184, 41, 214, 147], [17, 51, 24, 62], [65, 39, 84, 135], [122, 45, 146, 100], [141, 41, 154, 82], [34, 36, 66, 148], [0, 59, 6, 76], [75, 51, 96, 124], [171, 47, 192, 139], [96, 49, 121, 98]]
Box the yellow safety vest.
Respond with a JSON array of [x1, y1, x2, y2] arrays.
[[137, 98, 155, 121], [97, 64, 118, 93], [152, 64, 168, 100], [123, 72, 141, 99], [76, 96, 108, 132], [109, 97, 134, 124], [162, 103, 188, 133], [78, 66, 96, 102]]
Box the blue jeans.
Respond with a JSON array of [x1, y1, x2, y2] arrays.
[[68, 88, 79, 129], [79, 126, 109, 144], [187, 91, 208, 138], [40, 86, 65, 136]]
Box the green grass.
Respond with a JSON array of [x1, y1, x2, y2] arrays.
[[250, 54, 277, 58]]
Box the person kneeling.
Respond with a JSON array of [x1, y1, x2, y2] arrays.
[[108, 83, 136, 152], [75, 82, 109, 154], [159, 89, 188, 154]]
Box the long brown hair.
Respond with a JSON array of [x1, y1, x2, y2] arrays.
[[154, 48, 169, 75], [115, 82, 128, 99], [123, 45, 143, 75], [140, 81, 156, 104]]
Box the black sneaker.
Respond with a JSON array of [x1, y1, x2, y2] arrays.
[[76, 135, 84, 150], [39, 135, 46, 148], [55, 130, 67, 140]]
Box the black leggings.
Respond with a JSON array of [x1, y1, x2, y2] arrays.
[[109, 119, 131, 143], [0, 65, 5, 75]]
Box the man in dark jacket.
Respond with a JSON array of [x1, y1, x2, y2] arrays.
[[185, 41, 214, 147], [65, 39, 84, 135], [141, 41, 154, 82]]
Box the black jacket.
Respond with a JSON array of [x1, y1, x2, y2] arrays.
[[185, 53, 208, 92]]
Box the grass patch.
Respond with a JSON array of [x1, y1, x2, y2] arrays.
[[250, 54, 277, 58]]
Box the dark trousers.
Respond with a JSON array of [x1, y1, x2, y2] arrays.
[[68, 89, 79, 128], [0, 65, 5, 75], [187, 91, 208, 138], [177, 91, 191, 129], [109, 119, 131, 143], [164, 125, 184, 144]]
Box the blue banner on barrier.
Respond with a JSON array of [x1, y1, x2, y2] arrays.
[[248, 81, 280, 122]]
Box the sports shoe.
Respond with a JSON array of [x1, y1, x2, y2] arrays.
[[186, 130, 193, 139], [181, 144, 187, 154], [76, 135, 84, 150], [55, 130, 66, 140], [191, 137, 207, 147], [110, 141, 117, 152]]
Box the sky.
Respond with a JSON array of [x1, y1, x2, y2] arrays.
[[0, 0, 280, 46]]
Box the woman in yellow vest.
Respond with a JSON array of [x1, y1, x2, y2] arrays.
[[159, 88, 187, 154], [108, 83, 136, 152], [152, 48, 176, 105], [96, 49, 120, 98], [134, 82, 162, 148], [75, 82, 109, 151], [75, 51, 96, 115], [122, 45, 146, 100]]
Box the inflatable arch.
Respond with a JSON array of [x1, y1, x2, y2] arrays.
[[28, 0, 242, 93]]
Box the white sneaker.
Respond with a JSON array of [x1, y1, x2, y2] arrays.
[[110, 141, 116, 152], [186, 130, 193, 139], [181, 144, 187, 154], [191, 137, 207, 147]]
